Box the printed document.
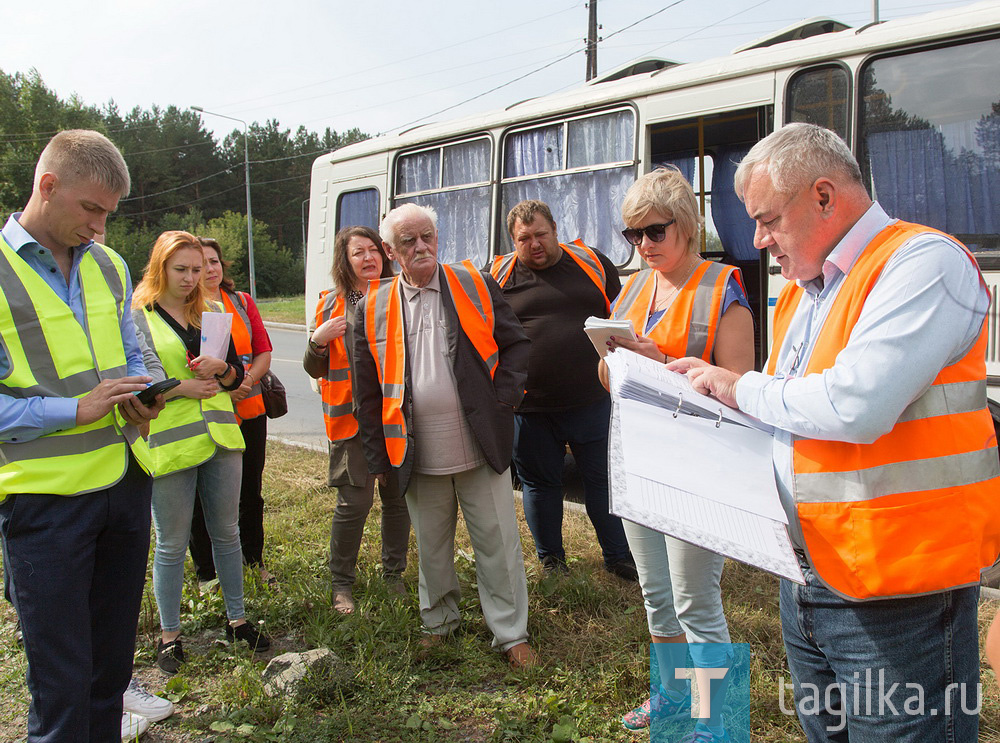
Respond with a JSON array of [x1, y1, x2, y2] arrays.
[[606, 349, 803, 583], [199, 312, 232, 360]]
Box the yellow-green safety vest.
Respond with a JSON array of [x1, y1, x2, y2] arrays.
[[133, 302, 244, 477], [0, 237, 153, 499]]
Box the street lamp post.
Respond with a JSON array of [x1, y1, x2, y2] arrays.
[[191, 106, 256, 300]]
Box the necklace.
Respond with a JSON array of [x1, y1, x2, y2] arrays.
[[653, 257, 701, 311], [347, 289, 364, 306]]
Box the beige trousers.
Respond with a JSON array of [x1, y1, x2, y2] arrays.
[[405, 464, 529, 651]]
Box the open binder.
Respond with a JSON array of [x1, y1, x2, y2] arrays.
[[606, 349, 804, 584]]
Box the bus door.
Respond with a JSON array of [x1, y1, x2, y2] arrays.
[[648, 108, 772, 369]]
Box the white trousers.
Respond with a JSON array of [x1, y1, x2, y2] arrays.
[[406, 464, 529, 651]]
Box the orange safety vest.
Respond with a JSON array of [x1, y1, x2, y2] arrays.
[[767, 221, 1000, 600], [315, 290, 358, 442], [365, 261, 498, 467], [490, 239, 611, 313], [220, 289, 266, 422], [613, 261, 743, 360]]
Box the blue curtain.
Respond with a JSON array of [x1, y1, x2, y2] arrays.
[[397, 186, 492, 266], [712, 146, 757, 261], [654, 156, 695, 184], [501, 168, 635, 265], [337, 189, 379, 231], [504, 125, 563, 177], [397, 150, 439, 194], [568, 111, 634, 168], [866, 128, 1000, 240], [443, 140, 489, 187]]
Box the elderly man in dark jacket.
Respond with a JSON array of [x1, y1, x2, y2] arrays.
[[353, 203, 536, 668]]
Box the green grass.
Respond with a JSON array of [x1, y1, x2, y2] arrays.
[[1, 441, 998, 742], [256, 295, 306, 325]]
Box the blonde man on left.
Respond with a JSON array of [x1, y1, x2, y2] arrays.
[[0, 130, 164, 743]]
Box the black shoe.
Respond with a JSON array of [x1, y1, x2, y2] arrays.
[[605, 559, 639, 582], [156, 638, 185, 675], [226, 621, 271, 653], [541, 555, 569, 575]]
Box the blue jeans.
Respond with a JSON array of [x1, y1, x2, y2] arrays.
[[623, 519, 730, 645], [0, 453, 151, 743], [513, 396, 631, 565], [779, 568, 980, 742], [151, 448, 245, 631]]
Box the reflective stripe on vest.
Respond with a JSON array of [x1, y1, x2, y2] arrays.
[[221, 289, 266, 421], [613, 261, 739, 360], [135, 304, 244, 477], [315, 290, 358, 442], [490, 240, 611, 313], [365, 262, 497, 467], [0, 238, 150, 497], [766, 221, 1000, 600]]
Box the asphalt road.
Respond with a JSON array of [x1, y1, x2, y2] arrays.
[[263, 325, 327, 452]]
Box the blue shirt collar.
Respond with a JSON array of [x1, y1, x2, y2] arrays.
[[2, 212, 94, 257]]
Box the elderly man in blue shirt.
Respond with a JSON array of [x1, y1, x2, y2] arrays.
[[671, 123, 997, 742]]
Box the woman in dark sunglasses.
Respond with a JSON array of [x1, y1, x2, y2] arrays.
[[599, 166, 754, 740]]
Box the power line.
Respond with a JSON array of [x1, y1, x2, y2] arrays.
[[115, 184, 246, 218], [0, 120, 163, 142], [377, 44, 586, 135], [120, 167, 236, 202], [209, 2, 585, 114]]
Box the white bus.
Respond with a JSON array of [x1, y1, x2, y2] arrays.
[[305, 1, 1000, 394]]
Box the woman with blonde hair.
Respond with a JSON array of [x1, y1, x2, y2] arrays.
[[132, 230, 269, 674], [188, 237, 276, 588], [303, 225, 410, 614], [600, 167, 754, 740]]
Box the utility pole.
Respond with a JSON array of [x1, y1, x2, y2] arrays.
[[585, 0, 599, 81]]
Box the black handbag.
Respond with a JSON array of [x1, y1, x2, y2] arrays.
[[259, 371, 288, 419]]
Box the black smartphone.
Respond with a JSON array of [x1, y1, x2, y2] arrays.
[[135, 377, 180, 406]]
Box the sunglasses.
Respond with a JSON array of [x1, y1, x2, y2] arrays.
[[621, 220, 676, 246]]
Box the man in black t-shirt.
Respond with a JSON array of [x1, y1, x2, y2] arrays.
[[491, 200, 636, 580]]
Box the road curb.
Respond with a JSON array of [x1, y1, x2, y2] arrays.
[[264, 321, 306, 331]]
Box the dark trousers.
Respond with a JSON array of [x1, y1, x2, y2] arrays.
[[190, 414, 267, 579], [0, 453, 152, 743], [513, 396, 631, 565]]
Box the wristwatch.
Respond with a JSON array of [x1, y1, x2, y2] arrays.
[[309, 338, 327, 353]]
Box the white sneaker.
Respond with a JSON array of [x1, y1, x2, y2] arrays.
[[121, 711, 149, 740], [123, 678, 175, 722]]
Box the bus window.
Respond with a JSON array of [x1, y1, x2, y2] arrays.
[[336, 188, 380, 231], [786, 65, 850, 140], [501, 109, 636, 265], [859, 37, 1000, 256], [394, 138, 492, 266]]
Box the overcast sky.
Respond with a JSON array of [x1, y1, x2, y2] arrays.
[[2, 0, 976, 139]]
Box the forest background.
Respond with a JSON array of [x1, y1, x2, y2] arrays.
[[0, 68, 366, 297]]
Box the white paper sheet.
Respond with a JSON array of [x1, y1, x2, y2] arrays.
[[607, 356, 804, 584], [618, 398, 786, 522], [199, 312, 232, 360]]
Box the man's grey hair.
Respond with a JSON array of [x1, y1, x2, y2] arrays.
[[734, 123, 863, 200], [35, 129, 131, 197], [379, 203, 438, 247]]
